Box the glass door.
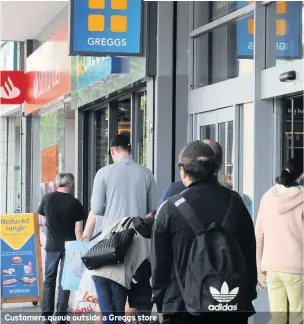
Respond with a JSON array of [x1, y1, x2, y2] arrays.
[[282, 96, 304, 168], [198, 106, 237, 190]]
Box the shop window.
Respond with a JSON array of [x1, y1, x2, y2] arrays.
[[118, 100, 131, 138], [193, 14, 254, 88], [200, 125, 216, 141], [282, 96, 304, 167], [95, 108, 109, 171], [199, 109, 235, 190], [266, 1, 303, 68], [218, 121, 234, 190], [138, 92, 148, 166], [193, 1, 250, 30], [40, 107, 65, 195]]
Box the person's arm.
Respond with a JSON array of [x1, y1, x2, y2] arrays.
[[75, 221, 84, 240], [82, 210, 96, 241], [37, 196, 46, 226], [151, 201, 173, 313], [82, 169, 106, 240], [255, 198, 265, 273], [91, 169, 106, 216], [147, 173, 157, 213], [73, 201, 85, 240]]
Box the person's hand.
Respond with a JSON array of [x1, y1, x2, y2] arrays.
[[146, 210, 156, 219], [81, 234, 90, 241], [257, 271, 267, 289]]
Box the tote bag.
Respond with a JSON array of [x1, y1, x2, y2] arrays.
[[82, 217, 136, 270]]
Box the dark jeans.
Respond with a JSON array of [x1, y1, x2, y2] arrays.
[[162, 313, 249, 324], [135, 308, 154, 324], [92, 276, 127, 324], [42, 252, 70, 320]]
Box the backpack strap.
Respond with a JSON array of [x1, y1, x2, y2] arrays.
[[168, 194, 206, 235], [221, 191, 241, 234]]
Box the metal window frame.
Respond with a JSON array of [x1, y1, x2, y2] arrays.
[[189, 2, 254, 89], [190, 3, 255, 38]]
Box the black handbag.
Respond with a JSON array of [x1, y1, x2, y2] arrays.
[[81, 217, 136, 270]]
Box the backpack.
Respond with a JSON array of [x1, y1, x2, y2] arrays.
[[169, 189, 248, 314]]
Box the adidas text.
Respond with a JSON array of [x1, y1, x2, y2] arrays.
[[208, 304, 238, 311]]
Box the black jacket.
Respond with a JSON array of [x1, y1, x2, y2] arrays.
[[128, 217, 154, 310], [151, 180, 257, 315], [159, 181, 185, 205]]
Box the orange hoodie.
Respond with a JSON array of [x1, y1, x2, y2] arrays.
[[255, 184, 304, 274]]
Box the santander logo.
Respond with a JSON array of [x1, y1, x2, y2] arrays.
[[0, 71, 26, 105], [0, 77, 21, 99]]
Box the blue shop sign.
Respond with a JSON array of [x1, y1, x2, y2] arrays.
[[237, 1, 302, 58], [70, 0, 143, 56], [76, 56, 130, 89]]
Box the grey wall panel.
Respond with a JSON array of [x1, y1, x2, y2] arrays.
[[153, 1, 173, 202], [261, 60, 304, 99], [175, 1, 189, 180], [189, 75, 254, 114], [34, 5, 68, 44]]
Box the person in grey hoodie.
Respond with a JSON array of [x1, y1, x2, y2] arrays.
[[255, 158, 304, 324]]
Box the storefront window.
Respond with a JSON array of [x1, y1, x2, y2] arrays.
[[193, 1, 250, 30], [282, 96, 304, 166], [200, 125, 216, 141], [266, 1, 303, 68], [193, 14, 254, 88], [138, 92, 148, 166], [218, 121, 234, 189], [95, 108, 109, 171], [118, 100, 131, 139], [40, 107, 65, 196]]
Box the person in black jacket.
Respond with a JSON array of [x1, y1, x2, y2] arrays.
[[151, 141, 257, 324]]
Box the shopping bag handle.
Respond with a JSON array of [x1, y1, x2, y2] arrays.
[[90, 231, 102, 242]]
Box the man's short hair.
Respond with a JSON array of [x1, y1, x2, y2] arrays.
[[109, 134, 131, 153], [203, 139, 223, 171], [56, 173, 75, 188]]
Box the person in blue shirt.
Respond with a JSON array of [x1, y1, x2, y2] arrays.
[[159, 139, 223, 205]]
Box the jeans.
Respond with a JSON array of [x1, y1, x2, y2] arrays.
[[267, 271, 304, 324], [135, 308, 154, 324], [42, 252, 70, 320], [92, 276, 128, 324]]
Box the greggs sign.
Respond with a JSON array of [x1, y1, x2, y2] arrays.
[[0, 24, 71, 113], [25, 23, 71, 114]]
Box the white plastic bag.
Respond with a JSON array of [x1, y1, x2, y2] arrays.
[[68, 269, 98, 314], [62, 241, 88, 290]]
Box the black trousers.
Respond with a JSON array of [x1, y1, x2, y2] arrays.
[[162, 313, 249, 324]]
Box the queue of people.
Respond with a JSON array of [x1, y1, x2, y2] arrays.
[[38, 134, 303, 324]]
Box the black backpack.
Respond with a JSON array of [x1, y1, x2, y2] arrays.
[[169, 190, 248, 314]]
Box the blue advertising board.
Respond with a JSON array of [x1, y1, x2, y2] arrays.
[[237, 1, 302, 58], [1, 214, 41, 301], [70, 0, 143, 56], [76, 56, 130, 89]]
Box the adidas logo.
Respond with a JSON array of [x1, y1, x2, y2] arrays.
[[210, 282, 239, 303], [208, 282, 239, 312]]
